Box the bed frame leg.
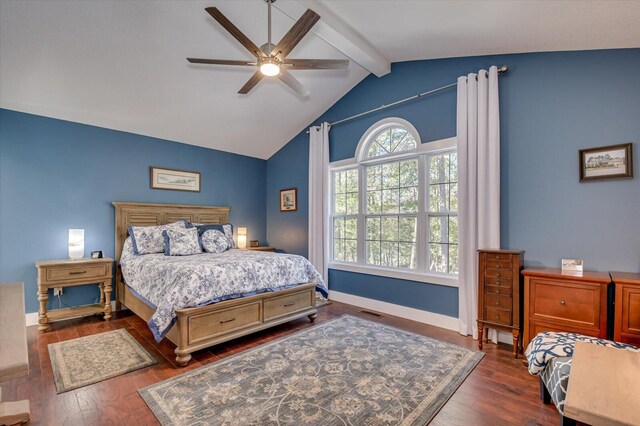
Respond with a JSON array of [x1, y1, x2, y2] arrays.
[[175, 350, 192, 367], [540, 377, 551, 404], [308, 313, 317, 323]]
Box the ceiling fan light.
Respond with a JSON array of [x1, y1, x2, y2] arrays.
[[260, 60, 280, 77]]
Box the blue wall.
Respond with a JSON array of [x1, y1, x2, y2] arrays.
[[0, 109, 267, 313], [266, 48, 640, 318]]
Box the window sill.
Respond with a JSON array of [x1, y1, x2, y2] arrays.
[[328, 262, 459, 288]]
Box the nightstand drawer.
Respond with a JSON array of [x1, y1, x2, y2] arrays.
[[485, 307, 512, 326], [530, 279, 601, 328], [46, 264, 109, 282], [485, 268, 513, 279], [485, 285, 512, 296], [485, 294, 512, 310]]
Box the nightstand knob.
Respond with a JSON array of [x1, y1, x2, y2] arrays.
[[560, 300, 566, 305]]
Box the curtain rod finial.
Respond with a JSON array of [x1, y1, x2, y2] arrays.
[[498, 65, 508, 74]]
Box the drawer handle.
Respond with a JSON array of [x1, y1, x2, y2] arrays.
[[496, 289, 500, 294], [560, 300, 566, 305], [495, 255, 501, 259], [283, 302, 295, 307], [496, 272, 501, 277], [495, 314, 500, 320], [220, 317, 236, 324], [69, 271, 87, 275], [495, 301, 500, 306]]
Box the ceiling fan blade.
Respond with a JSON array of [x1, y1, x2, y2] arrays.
[[187, 58, 256, 66], [277, 69, 310, 97], [270, 9, 320, 60], [238, 70, 264, 95], [284, 59, 349, 70], [205, 7, 266, 59]]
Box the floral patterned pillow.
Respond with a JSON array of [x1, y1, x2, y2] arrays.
[[128, 220, 189, 255], [162, 227, 202, 256], [194, 223, 236, 249], [200, 229, 230, 254]]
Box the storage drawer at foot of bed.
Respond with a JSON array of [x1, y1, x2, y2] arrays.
[[264, 289, 314, 321], [188, 301, 262, 345]]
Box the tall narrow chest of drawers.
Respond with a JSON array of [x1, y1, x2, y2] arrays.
[[522, 268, 611, 350], [477, 249, 525, 358]]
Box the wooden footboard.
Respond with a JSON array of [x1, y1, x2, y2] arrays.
[[119, 279, 317, 366]]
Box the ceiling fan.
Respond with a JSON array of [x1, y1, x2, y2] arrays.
[[187, 0, 349, 96]]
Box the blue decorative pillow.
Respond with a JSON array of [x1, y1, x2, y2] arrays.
[[200, 229, 230, 253], [162, 227, 202, 256], [128, 220, 190, 255], [194, 223, 235, 249]]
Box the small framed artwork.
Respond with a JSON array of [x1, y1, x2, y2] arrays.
[[579, 143, 633, 182], [90, 250, 103, 259], [280, 188, 297, 212], [150, 166, 201, 192], [562, 258, 583, 272]]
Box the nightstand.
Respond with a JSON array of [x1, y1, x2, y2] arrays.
[[35, 257, 114, 332], [245, 247, 276, 252]]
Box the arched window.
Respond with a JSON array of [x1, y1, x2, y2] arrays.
[[330, 117, 459, 286]]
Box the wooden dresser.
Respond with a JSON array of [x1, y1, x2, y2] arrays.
[[522, 268, 611, 349], [611, 271, 640, 345], [477, 249, 525, 358]]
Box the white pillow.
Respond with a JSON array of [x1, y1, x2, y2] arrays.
[[162, 227, 202, 256], [128, 220, 189, 255], [200, 229, 229, 254]]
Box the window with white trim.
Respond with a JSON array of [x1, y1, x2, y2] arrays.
[[329, 118, 458, 285]]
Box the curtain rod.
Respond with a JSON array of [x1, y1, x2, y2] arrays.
[[307, 65, 508, 133]]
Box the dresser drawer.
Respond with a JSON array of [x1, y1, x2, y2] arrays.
[[485, 294, 512, 310], [484, 260, 512, 269], [485, 252, 512, 262], [46, 264, 109, 282], [485, 268, 513, 280], [264, 289, 313, 321], [530, 279, 602, 328], [485, 285, 512, 296], [485, 277, 513, 287], [485, 307, 512, 326], [188, 301, 262, 344]]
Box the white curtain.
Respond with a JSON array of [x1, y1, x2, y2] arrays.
[[457, 66, 501, 340], [308, 122, 330, 284]]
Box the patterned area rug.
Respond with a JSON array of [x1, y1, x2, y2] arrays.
[[140, 315, 483, 425], [49, 329, 157, 393]]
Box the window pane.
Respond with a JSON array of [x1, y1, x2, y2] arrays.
[[390, 128, 407, 151], [430, 155, 447, 183], [367, 190, 381, 214], [429, 184, 448, 212], [399, 187, 418, 213], [381, 241, 398, 267], [334, 218, 344, 239], [400, 159, 418, 187], [429, 216, 446, 243], [334, 193, 346, 215], [429, 243, 447, 273], [449, 183, 458, 212], [382, 162, 400, 189], [398, 217, 417, 242], [346, 169, 359, 192], [366, 241, 381, 265], [449, 153, 458, 183], [346, 192, 359, 215], [396, 133, 416, 152], [334, 239, 344, 261], [449, 244, 459, 274], [448, 216, 458, 244], [367, 165, 382, 190], [344, 218, 357, 239], [399, 243, 416, 269], [366, 217, 380, 241], [345, 239, 357, 263], [335, 172, 345, 193], [380, 217, 398, 241], [375, 129, 392, 153], [382, 189, 399, 214]]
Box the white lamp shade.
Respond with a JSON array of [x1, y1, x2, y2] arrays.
[[68, 229, 84, 259], [237, 227, 247, 248]]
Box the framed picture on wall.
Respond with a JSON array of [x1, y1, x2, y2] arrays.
[[579, 143, 633, 182], [280, 188, 297, 212], [150, 166, 201, 192]]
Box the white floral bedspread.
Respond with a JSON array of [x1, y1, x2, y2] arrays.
[[120, 238, 327, 342]]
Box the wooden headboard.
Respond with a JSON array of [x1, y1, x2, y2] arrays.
[[112, 202, 230, 262]]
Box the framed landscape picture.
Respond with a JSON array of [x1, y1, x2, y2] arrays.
[[280, 188, 297, 212], [579, 143, 633, 182], [150, 167, 201, 192]]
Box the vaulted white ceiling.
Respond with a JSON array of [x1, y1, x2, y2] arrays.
[[1, 0, 639, 159]]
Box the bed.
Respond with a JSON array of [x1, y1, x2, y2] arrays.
[[113, 202, 326, 366]]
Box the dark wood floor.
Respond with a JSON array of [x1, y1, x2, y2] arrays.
[[3, 301, 559, 425]]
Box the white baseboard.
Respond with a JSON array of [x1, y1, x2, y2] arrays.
[[329, 290, 512, 345], [26, 301, 117, 327]]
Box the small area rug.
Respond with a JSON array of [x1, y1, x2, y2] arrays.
[[140, 315, 483, 425], [49, 328, 157, 393]]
